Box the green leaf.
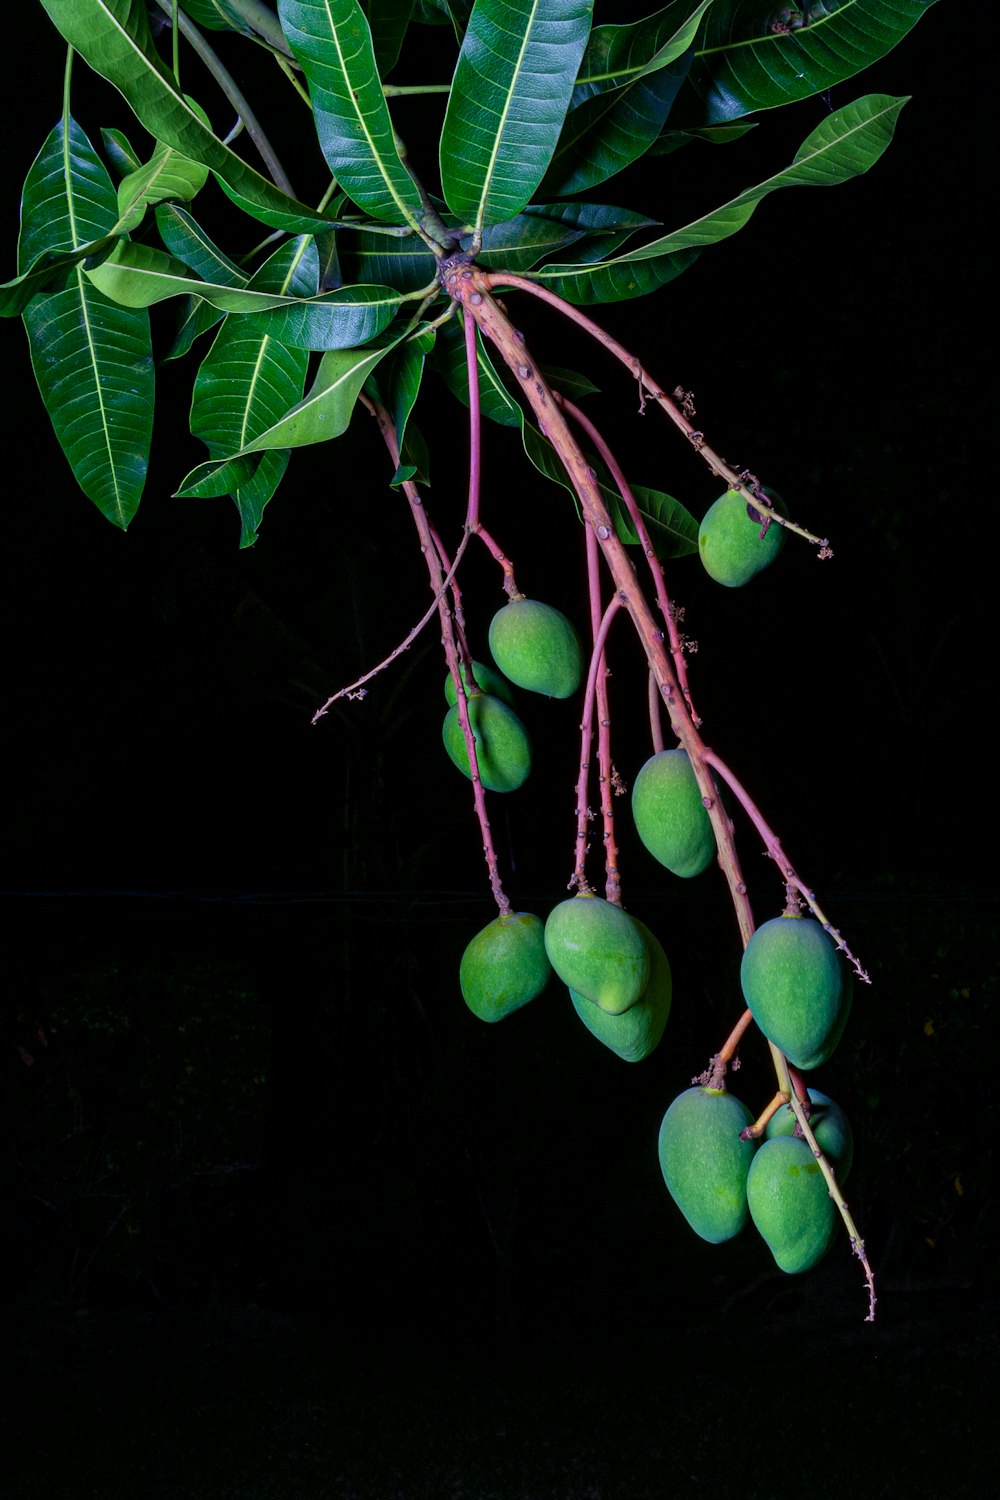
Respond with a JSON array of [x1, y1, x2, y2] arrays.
[[100, 126, 142, 176], [179, 0, 257, 33], [190, 235, 319, 543], [365, 0, 413, 73], [378, 325, 436, 458], [611, 483, 699, 557], [649, 121, 757, 155], [18, 117, 153, 527], [85, 239, 403, 347], [277, 0, 425, 226], [115, 98, 213, 233], [153, 204, 249, 286], [339, 229, 439, 293], [161, 294, 226, 360], [439, 0, 593, 229], [680, 0, 934, 123], [531, 92, 907, 302], [434, 316, 522, 426], [37, 0, 335, 231], [176, 333, 405, 488], [571, 0, 709, 98], [0, 238, 118, 317]]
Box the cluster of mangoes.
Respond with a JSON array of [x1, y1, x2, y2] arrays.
[[459, 893, 672, 1063], [441, 596, 582, 792], [657, 915, 853, 1273]]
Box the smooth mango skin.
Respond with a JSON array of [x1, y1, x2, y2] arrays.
[[544, 894, 649, 1015], [658, 1087, 757, 1244], [747, 1135, 838, 1274], [765, 1089, 854, 1184], [444, 659, 515, 710], [740, 915, 848, 1070], [631, 749, 715, 878], [570, 918, 671, 1061], [460, 913, 552, 1023], [698, 487, 785, 587], [442, 693, 531, 793], [488, 598, 583, 699]]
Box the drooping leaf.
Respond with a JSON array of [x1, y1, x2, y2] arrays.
[[439, 0, 593, 230], [610, 483, 700, 557], [679, 0, 934, 124], [531, 92, 907, 302], [0, 238, 117, 317], [365, 0, 414, 73], [649, 120, 757, 155], [100, 126, 142, 176], [175, 332, 405, 487], [190, 235, 320, 543], [176, 0, 257, 34], [17, 117, 153, 527], [277, 0, 425, 226], [434, 315, 522, 426], [571, 0, 710, 100], [161, 294, 226, 360], [37, 0, 335, 231]]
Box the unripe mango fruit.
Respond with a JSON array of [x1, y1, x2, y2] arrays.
[[746, 1135, 838, 1273], [765, 1089, 854, 1183], [657, 1086, 757, 1243], [570, 919, 671, 1061], [698, 487, 785, 587], [631, 749, 715, 878], [740, 915, 850, 1070], [460, 912, 552, 1022], [444, 659, 515, 709], [488, 597, 583, 699], [442, 693, 531, 793], [544, 894, 649, 1015]]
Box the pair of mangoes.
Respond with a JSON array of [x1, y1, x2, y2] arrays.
[[545, 893, 671, 1062], [441, 598, 583, 791], [658, 1085, 852, 1272], [698, 487, 786, 588]]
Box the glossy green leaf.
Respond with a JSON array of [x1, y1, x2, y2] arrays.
[[434, 316, 522, 426], [378, 326, 436, 458], [649, 121, 757, 155], [17, 117, 153, 528], [610, 483, 700, 557], [38, 0, 335, 231], [100, 126, 142, 176], [85, 238, 402, 347], [439, 0, 593, 229], [190, 235, 319, 543], [178, 0, 257, 33], [277, 0, 424, 226], [1, 238, 117, 317], [339, 229, 439, 293], [531, 92, 907, 302], [571, 0, 709, 98], [153, 204, 249, 286], [115, 102, 212, 233], [161, 294, 225, 360], [681, 0, 934, 123], [366, 0, 413, 72]]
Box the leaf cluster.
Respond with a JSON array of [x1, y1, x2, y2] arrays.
[[2, 0, 930, 538]]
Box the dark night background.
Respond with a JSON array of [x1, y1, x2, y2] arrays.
[[2, 3, 995, 1496]]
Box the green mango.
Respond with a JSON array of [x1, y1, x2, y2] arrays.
[[765, 1089, 854, 1183], [488, 597, 583, 699], [631, 749, 715, 878], [698, 487, 785, 587], [570, 918, 671, 1061], [747, 1135, 838, 1274], [444, 659, 515, 709], [460, 912, 552, 1022], [657, 1086, 757, 1244], [441, 692, 531, 793], [740, 915, 850, 1070], [544, 894, 649, 1015]]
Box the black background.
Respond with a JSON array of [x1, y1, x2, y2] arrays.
[[2, 4, 995, 1497]]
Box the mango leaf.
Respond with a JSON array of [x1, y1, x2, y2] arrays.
[[540, 59, 691, 195], [38, 0, 336, 231], [649, 120, 757, 154], [175, 332, 405, 490], [376, 326, 436, 461], [434, 316, 522, 427], [86, 240, 402, 348], [365, 0, 413, 73], [277, 0, 425, 227], [153, 204, 249, 286], [610, 483, 699, 557], [17, 117, 153, 527], [680, 0, 934, 123], [100, 126, 142, 175], [190, 235, 320, 544], [178, 0, 257, 33], [531, 92, 907, 302], [161, 294, 226, 360], [439, 0, 593, 230], [339, 229, 439, 293], [0, 237, 118, 317], [115, 99, 213, 233], [571, 0, 710, 99]]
